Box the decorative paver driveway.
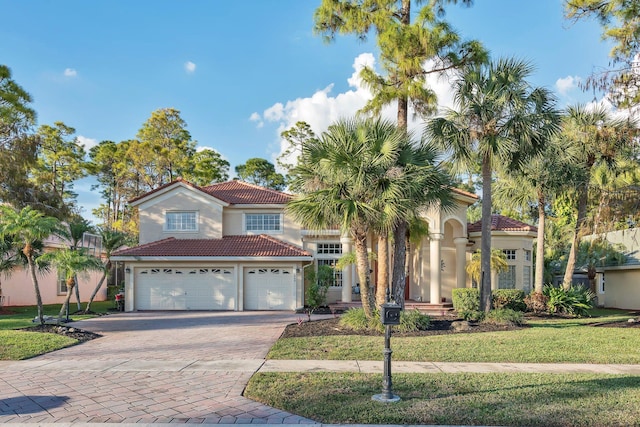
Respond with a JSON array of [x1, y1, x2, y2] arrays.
[[0, 311, 316, 423]]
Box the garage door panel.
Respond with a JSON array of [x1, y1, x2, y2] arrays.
[[135, 267, 236, 310], [244, 267, 294, 310]]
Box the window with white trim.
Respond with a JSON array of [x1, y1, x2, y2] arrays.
[[498, 266, 516, 289], [317, 259, 343, 287], [245, 214, 282, 232], [503, 249, 517, 260], [57, 269, 68, 295], [317, 243, 342, 254], [523, 266, 532, 293], [166, 211, 197, 231], [316, 242, 343, 287], [524, 250, 532, 262]]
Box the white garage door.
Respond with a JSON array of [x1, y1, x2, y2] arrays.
[[244, 267, 295, 310], [135, 267, 236, 310]]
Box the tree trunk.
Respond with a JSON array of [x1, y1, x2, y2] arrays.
[[58, 279, 75, 325], [26, 251, 44, 325], [480, 156, 493, 312], [376, 234, 389, 306], [74, 273, 81, 311], [534, 190, 546, 294], [391, 220, 408, 308], [353, 232, 375, 318], [563, 181, 589, 288], [85, 261, 109, 313]]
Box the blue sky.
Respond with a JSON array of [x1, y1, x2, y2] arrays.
[[1, 0, 612, 222]]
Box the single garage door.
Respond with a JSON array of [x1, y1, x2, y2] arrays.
[[135, 267, 236, 310], [244, 267, 295, 310]]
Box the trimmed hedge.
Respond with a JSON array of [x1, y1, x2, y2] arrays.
[[452, 288, 480, 312], [492, 289, 526, 312]]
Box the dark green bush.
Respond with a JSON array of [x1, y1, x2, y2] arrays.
[[544, 284, 595, 317], [461, 310, 485, 322], [452, 288, 480, 312], [339, 307, 431, 333], [304, 265, 333, 319], [483, 308, 525, 326], [492, 289, 526, 312]]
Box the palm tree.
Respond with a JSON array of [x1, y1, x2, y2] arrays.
[[287, 117, 405, 319], [67, 216, 94, 310], [37, 248, 103, 324], [0, 236, 20, 310], [84, 228, 129, 313], [560, 104, 638, 286], [465, 248, 509, 286], [426, 57, 559, 311], [493, 137, 572, 294], [0, 206, 67, 324]]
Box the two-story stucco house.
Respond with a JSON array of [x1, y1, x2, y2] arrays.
[[112, 179, 537, 312]]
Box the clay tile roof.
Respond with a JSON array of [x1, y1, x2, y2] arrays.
[[467, 214, 538, 233], [200, 180, 291, 204], [451, 187, 479, 199], [112, 235, 311, 258]]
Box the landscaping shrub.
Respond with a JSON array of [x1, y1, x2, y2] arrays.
[[524, 291, 549, 313], [492, 289, 526, 311], [461, 310, 485, 322], [483, 308, 525, 326], [339, 308, 431, 333], [452, 288, 479, 312], [544, 284, 595, 317], [304, 265, 333, 320]]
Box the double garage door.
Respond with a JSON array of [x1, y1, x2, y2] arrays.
[[134, 266, 295, 311]]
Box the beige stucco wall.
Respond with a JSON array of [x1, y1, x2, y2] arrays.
[[602, 269, 640, 310], [468, 232, 535, 292], [2, 267, 106, 307], [137, 188, 224, 244], [222, 207, 303, 245]]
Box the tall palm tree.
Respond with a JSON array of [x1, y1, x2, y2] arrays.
[[84, 228, 129, 313], [287, 117, 405, 319], [0, 206, 67, 324], [426, 57, 560, 311], [67, 216, 94, 310], [0, 236, 20, 310], [494, 137, 573, 294], [37, 248, 103, 324], [560, 104, 638, 286]]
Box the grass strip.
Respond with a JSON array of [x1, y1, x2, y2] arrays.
[[0, 330, 78, 360], [246, 372, 640, 427]]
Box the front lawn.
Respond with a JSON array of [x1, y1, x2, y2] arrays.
[[0, 301, 112, 360], [267, 309, 640, 364], [246, 372, 640, 427]]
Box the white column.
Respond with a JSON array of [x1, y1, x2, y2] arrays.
[[340, 235, 353, 302], [454, 237, 468, 290], [429, 233, 443, 304]]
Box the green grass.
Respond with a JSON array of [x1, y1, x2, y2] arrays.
[[0, 300, 112, 360], [245, 372, 640, 427], [267, 309, 640, 363]]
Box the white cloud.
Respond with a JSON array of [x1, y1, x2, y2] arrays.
[[77, 135, 98, 150], [555, 75, 581, 96], [184, 61, 196, 73], [64, 68, 77, 77], [253, 52, 457, 169]]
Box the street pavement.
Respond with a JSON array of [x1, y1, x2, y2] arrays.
[[1, 311, 639, 424]]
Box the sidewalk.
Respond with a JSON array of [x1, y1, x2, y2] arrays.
[[2, 358, 640, 374]]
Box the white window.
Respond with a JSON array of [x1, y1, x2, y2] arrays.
[[523, 266, 531, 293], [166, 211, 197, 231], [57, 269, 68, 295], [498, 266, 516, 289], [503, 249, 517, 260], [317, 243, 342, 254], [317, 259, 343, 287], [245, 214, 282, 233], [524, 250, 531, 262]]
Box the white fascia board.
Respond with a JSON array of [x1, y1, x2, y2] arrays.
[[301, 229, 341, 236], [468, 230, 537, 239], [111, 256, 313, 262], [132, 183, 229, 208]]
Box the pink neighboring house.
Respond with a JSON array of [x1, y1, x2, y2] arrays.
[[1, 234, 107, 307]]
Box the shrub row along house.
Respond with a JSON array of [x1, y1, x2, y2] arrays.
[[109, 179, 538, 312]]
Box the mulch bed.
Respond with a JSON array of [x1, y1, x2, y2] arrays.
[[20, 324, 102, 342], [282, 312, 640, 338]]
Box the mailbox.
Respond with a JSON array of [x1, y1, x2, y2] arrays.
[[380, 302, 402, 325]]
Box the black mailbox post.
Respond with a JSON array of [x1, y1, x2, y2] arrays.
[[373, 298, 401, 403]]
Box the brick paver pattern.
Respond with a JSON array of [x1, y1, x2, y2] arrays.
[[0, 311, 317, 424]]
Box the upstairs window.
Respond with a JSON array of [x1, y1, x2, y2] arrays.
[[317, 243, 342, 254], [503, 249, 517, 260], [166, 211, 197, 231], [245, 214, 281, 233]]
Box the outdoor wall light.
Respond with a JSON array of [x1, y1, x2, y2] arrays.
[[125, 267, 131, 273]]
